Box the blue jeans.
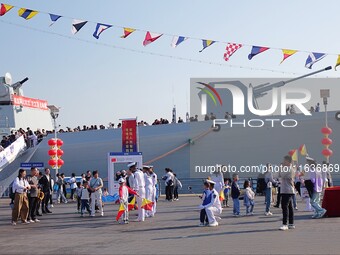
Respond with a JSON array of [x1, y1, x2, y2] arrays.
[[265, 187, 272, 213], [246, 205, 254, 214], [310, 192, 324, 215], [292, 194, 297, 208], [233, 198, 240, 215], [81, 199, 91, 215]]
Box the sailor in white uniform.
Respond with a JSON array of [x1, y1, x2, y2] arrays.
[[211, 168, 224, 194], [128, 162, 145, 222], [204, 179, 222, 227], [150, 166, 158, 216], [143, 166, 153, 218]]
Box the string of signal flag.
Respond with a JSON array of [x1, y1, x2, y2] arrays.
[[2, 3, 340, 71]]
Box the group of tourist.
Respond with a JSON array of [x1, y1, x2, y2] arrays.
[[0, 127, 47, 151], [197, 154, 331, 230], [11, 167, 53, 225], [10, 155, 331, 231], [162, 168, 182, 201]]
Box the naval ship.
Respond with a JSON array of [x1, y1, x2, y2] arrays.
[[0, 68, 339, 195]]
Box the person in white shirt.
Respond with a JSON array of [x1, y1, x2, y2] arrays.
[[162, 168, 174, 201], [69, 173, 77, 201], [11, 169, 31, 225], [80, 181, 91, 217], [128, 162, 145, 222], [149, 166, 158, 216], [143, 166, 156, 217], [211, 168, 224, 194], [201, 180, 222, 227]]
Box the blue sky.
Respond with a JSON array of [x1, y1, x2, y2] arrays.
[[1, 0, 340, 128]]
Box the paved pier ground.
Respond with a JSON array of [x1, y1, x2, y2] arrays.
[[0, 196, 339, 255]]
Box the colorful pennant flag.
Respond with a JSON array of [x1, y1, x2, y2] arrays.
[[280, 49, 297, 64], [299, 144, 308, 156], [288, 149, 298, 161], [18, 8, 38, 20], [248, 46, 269, 60], [305, 52, 326, 69], [116, 203, 125, 221], [49, 14, 62, 26], [121, 27, 136, 38], [141, 198, 154, 211], [72, 19, 88, 35], [0, 3, 13, 16], [199, 40, 215, 52], [143, 31, 163, 46], [128, 196, 136, 210], [223, 43, 242, 61], [219, 189, 225, 202], [171, 36, 187, 48], [335, 55, 340, 70], [93, 23, 112, 39]]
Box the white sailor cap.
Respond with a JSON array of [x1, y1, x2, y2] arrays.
[[306, 155, 315, 161], [142, 165, 151, 169], [118, 178, 126, 184], [206, 179, 216, 185], [127, 162, 137, 168]]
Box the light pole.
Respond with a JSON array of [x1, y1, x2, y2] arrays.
[[48, 105, 60, 175], [320, 89, 331, 163], [320, 89, 330, 127]]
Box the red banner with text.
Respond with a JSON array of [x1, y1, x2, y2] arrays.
[[122, 119, 138, 153], [12, 95, 48, 110]]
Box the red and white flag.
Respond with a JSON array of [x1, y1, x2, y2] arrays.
[[143, 31, 163, 46], [223, 43, 242, 61]]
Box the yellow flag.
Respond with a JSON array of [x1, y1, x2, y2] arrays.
[[335, 55, 340, 70], [280, 49, 297, 64], [18, 8, 38, 20], [299, 144, 307, 156], [292, 149, 298, 161]]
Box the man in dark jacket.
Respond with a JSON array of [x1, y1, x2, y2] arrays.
[[39, 168, 52, 214], [231, 174, 241, 216]]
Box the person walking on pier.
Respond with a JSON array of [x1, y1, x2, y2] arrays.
[[39, 168, 53, 213], [231, 174, 241, 217], [89, 170, 104, 217], [11, 169, 31, 225], [129, 162, 145, 221], [278, 155, 296, 231], [163, 168, 174, 201]]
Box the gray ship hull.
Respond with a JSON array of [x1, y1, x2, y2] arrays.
[[29, 111, 340, 191]]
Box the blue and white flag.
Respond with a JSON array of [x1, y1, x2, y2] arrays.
[[93, 23, 112, 39], [305, 52, 326, 69], [171, 36, 187, 48], [49, 14, 61, 26], [72, 19, 88, 35]]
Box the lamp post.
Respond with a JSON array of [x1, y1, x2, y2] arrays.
[[320, 89, 330, 127], [320, 89, 331, 163], [48, 105, 60, 175]]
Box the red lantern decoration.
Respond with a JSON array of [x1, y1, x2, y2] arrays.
[[322, 148, 333, 157], [57, 159, 64, 167], [321, 137, 333, 146], [48, 149, 57, 157], [56, 139, 64, 147], [57, 149, 64, 157], [48, 139, 57, 146], [48, 159, 57, 167], [321, 127, 332, 135]]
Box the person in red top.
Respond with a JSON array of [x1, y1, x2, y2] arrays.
[[118, 178, 138, 224]]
